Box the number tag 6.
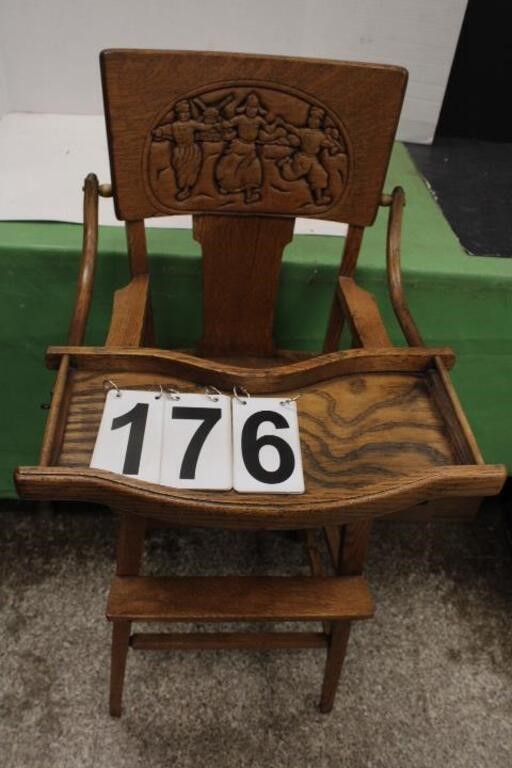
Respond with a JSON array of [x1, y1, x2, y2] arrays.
[[232, 397, 305, 493]]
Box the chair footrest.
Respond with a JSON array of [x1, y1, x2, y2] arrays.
[[107, 575, 374, 623]]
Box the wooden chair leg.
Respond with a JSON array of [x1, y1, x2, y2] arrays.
[[115, 513, 147, 576], [319, 620, 351, 713], [109, 513, 147, 716], [319, 520, 373, 713], [109, 620, 131, 717]]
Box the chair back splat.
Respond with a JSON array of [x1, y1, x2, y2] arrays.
[[101, 50, 408, 355]]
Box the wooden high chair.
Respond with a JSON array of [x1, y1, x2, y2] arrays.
[[14, 50, 505, 716]]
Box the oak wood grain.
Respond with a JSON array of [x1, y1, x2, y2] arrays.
[[386, 187, 423, 346], [44, 345, 456, 390], [16, 357, 506, 528], [323, 224, 365, 352], [14, 464, 505, 529], [106, 275, 151, 347], [125, 220, 148, 276], [110, 621, 130, 717], [38, 355, 72, 466], [57, 367, 457, 482], [107, 575, 374, 622], [101, 50, 406, 226], [68, 174, 99, 345], [430, 356, 484, 465], [116, 514, 146, 577], [320, 621, 351, 712], [337, 277, 392, 348], [194, 214, 294, 356]]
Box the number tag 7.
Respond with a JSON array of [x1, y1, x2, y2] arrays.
[[160, 392, 232, 489], [232, 398, 305, 493]]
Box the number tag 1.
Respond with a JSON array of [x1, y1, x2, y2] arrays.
[[90, 389, 163, 483], [232, 397, 305, 494], [160, 393, 232, 490]]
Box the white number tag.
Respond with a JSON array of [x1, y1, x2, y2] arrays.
[[160, 393, 232, 490], [91, 389, 304, 494], [90, 389, 163, 483], [232, 398, 305, 493]]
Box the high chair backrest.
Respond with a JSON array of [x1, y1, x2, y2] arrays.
[[101, 50, 407, 356]]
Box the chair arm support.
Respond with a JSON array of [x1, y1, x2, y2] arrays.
[[337, 277, 391, 348], [68, 173, 99, 345], [386, 187, 424, 346], [106, 274, 152, 347]]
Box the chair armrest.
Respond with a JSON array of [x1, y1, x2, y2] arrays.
[[386, 186, 424, 346], [68, 173, 99, 345]]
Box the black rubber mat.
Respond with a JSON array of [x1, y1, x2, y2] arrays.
[[407, 138, 512, 257]]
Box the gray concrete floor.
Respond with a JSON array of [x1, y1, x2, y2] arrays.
[[1, 504, 511, 768]]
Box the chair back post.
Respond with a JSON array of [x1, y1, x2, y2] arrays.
[[194, 214, 294, 357], [322, 224, 365, 352], [125, 220, 149, 277]]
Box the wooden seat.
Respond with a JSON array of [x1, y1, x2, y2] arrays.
[[14, 49, 505, 717]]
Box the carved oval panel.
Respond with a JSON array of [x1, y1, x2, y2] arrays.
[[144, 81, 351, 217]]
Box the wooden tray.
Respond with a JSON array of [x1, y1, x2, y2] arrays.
[[14, 346, 505, 529]]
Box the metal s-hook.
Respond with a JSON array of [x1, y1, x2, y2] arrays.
[[204, 385, 222, 402], [233, 385, 250, 405], [103, 379, 121, 398]]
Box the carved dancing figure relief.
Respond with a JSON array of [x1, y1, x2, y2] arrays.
[[276, 106, 343, 206], [152, 99, 210, 200], [215, 92, 281, 204], [147, 84, 350, 214]]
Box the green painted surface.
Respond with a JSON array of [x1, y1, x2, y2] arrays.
[[1, 143, 511, 497]]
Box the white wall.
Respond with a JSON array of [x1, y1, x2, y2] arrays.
[[0, 0, 467, 143], [0, 51, 8, 119]]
